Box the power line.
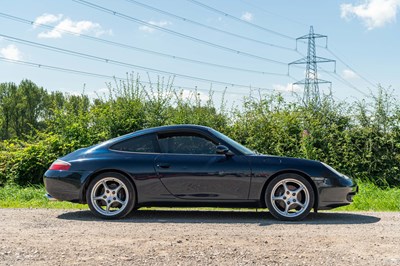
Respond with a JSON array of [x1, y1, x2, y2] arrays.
[[320, 67, 370, 97], [298, 37, 377, 90], [123, 0, 295, 51], [0, 56, 123, 80], [293, 48, 369, 98], [0, 13, 288, 77], [185, 0, 295, 41], [237, 0, 362, 97], [0, 56, 251, 96], [0, 34, 281, 91], [238, 0, 356, 81], [238, 0, 310, 28], [325, 48, 378, 89], [71, 0, 288, 66]]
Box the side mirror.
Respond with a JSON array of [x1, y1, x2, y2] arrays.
[[216, 145, 234, 156]]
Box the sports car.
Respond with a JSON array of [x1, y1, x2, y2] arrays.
[[44, 124, 357, 221]]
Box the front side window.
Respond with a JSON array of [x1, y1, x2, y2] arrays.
[[110, 134, 158, 153], [158, 133, 217, 155], [210, 129, 254, 155]]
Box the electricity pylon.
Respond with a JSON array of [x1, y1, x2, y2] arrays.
[[289, 26, 336, 108]]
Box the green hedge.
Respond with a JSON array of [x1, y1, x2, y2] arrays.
[[0, 78, 399, 187]]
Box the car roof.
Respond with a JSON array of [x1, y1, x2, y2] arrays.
[[96, 124, 215, 149], [139, 124, 212, 133], [132, 124, 214, 137]]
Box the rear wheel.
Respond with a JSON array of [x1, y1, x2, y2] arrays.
[[87, 172, 135, 219], [265, 174, 314, 221]]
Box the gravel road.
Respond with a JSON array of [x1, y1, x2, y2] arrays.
[[0, 209, 399, 265]]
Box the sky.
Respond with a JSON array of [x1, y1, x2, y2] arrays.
[[0, 0, 399, 106]]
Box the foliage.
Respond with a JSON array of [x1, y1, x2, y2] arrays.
[[0, 77, 399, 188], [230, 89, 400, 187], [0, 80, 48, 139], [0, 134, 78, 186]]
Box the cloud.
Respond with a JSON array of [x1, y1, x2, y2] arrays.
[[33, 13, 63, 27], [342, 69, 358, 79], [0, 44, 22, 60], [34, 13, 112, 38], [139, 21, 172, 33], [340, 0, 400, 29], [241, 12, 253, 22], [273, 83, 301, 93]]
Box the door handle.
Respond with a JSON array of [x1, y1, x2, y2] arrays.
[[156, 163, 170, 169]]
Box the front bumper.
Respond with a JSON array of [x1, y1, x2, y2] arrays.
[[318, 181, 358, 210], [347, 185, 358, 202]]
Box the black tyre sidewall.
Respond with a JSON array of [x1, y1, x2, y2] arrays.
[[265, 174, 314, 221], [86, 172, 136, 219]]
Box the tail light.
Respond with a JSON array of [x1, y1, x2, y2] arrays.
[[49, 159, 71, 171]]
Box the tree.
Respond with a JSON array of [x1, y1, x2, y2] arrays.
[[0, 82, 17, 139]]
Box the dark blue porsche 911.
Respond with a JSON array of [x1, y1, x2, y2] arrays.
[[44, 124, 357, 221]]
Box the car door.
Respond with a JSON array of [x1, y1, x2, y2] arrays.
[[108, 133, 174, 201], [154, 131, 252, 200]]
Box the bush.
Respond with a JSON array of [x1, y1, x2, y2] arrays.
[[230, 89, 400, 187], [0, 77, 399, 188], [1, 134, 77, 186]]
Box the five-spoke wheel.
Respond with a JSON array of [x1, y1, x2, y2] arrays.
[[87, 173, 135, 219], [265, 174, 314, 221]]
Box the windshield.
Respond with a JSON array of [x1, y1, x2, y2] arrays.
[[210, 129, 254, 155]]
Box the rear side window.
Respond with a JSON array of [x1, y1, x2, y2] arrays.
[[110, 134, 158, 153]]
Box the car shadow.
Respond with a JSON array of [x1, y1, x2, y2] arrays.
[[57, 209, 381, 225]]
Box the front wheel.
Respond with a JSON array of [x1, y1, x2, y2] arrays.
[[265, 174, 314, 221], [87, 172, 135, 219]]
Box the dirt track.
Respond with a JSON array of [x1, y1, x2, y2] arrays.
[[0, 209, 399, 265]]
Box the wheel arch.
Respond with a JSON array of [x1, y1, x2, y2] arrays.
[[81, 169, 138, 204], [259, 170, 319, 210]]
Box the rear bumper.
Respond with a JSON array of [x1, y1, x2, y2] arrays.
[[45, 193, 58, 201], [44, 169, 92, 203]]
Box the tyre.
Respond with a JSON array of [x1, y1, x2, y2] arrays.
[[86, 172, 135, 219], [265, 174, 314, 221]]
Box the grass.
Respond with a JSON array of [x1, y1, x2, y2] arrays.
[[336, 181, 400, 212], [0, 181, 399, 211], [0, 184, 87, 209]]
